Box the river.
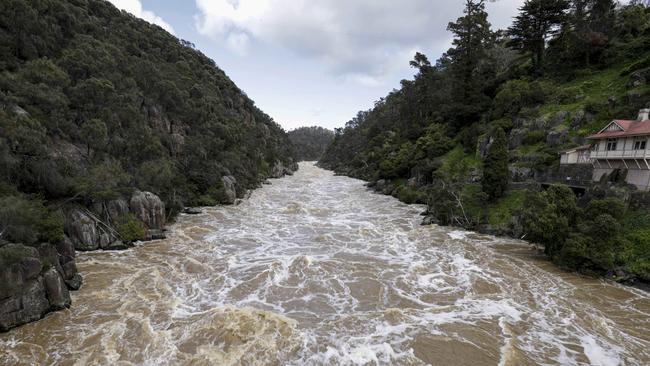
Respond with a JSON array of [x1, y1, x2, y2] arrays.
[[1, 163, 649, 365]]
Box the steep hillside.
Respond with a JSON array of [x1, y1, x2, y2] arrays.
[[320, 1, 650, 284], [0, 0, 296, 330], [288, 126, 335, 161]]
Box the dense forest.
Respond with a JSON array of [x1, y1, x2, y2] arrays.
[[0, 0, 298, 328], [288, 126, 335, 161], [0, 0, 297, 248], [321, 0, 650, 283]]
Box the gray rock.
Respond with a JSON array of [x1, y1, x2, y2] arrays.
[[106, 198, 129, 221], [549, 111, 569, 127], [508, 128, 528, 149], [146, 229, 166, 241], [509, 166, 534, 182], [43, 268, 70, 310], [0, 263, 24, 300], [0, 278, 49, 332], [61, 261, 78, 281], [183, 207, 202, 215], [421, 216, 438, 226], [130, 191, 166, 231], [375, 179, 388, 192], [56, 236, 76, 265], [65, 274, 83, 291], [65, 209, 100, 251], [222, 176, 237, 204], [101, 240, 131, 251], [547, 130, 569, 146], [21, 257, 42, 281]]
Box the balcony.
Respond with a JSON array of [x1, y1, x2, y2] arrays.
[[590, 149, 650, 160]]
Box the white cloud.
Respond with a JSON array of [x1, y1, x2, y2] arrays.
[[108, 0, 175, 34], [194, 0, 523, 85]]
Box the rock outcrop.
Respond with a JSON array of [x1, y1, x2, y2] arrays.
[[0, 243, 77, 332], [222, 176, 238, 205], [130, 191, 166, 240], [65, 209, 120, 251], [270, 160, 299, 178]]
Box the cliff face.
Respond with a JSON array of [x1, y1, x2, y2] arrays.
[[0, 0, 297, 330]]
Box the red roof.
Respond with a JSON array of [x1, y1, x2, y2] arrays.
[[587, 119, 650, 140]]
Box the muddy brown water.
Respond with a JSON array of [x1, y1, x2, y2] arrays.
[[1, 163, 649, 365]]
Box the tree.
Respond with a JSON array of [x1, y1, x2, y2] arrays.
[[482, 128, 509, 200], [446, 0, 495, 129], [80, 118, 108, 156], [508, 0, 570, 74]]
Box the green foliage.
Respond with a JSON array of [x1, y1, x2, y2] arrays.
[[508, 0, 570, 74], [288, 127, 335, 161], [0, 244, 37, 267], [115, 214, 146, 242], [80, 118, 108, 154], [76, 160, 132, 201], [482, 128, 509, 200], [0, 195, 63, 245], [0, 0, 297, 238], [492, 80, 546, 118]]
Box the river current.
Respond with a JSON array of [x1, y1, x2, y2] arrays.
[[1, 163, 649, 365]]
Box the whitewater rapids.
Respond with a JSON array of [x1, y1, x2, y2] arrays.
[[1, 163, 649, 365]]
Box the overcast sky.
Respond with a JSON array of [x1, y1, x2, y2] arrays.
[[108, 0, 525, 130]]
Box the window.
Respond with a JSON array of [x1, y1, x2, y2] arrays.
[[634, 138, 648, 150], [606, 139, 618, 151]]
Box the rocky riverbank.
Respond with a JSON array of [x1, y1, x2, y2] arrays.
[[0, 162, 297, 332]]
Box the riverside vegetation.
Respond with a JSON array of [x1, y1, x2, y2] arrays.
[[287, 126, 335, 162], [0, 0, 297, 330], [320, 0, 650, 285]]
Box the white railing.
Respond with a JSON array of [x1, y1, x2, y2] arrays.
[[590, 149, 650, 159]]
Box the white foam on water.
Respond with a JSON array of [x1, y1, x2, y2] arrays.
[[2, 163, 650, 365], [448, 230, 469, 240], [580, 335, 622, 366]]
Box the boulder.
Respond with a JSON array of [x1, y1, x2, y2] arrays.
[[546, 130, 569, 146], [65, 274, 83, 291], [0, 278, 49, 332], [549, 111, 569, 127], [375, 179, 388, 192], [421, 216, 438, 226], [0, 263, 24, 300], [43, 268, 71, 310], [509, 166, 534, 182], [65, 209, 100, 251], [106, 198, 129, 222], [570, 109, 593, 130], [21, 257, 42, 281], [222, 176, 237, 204], [130, 191, 166, 231], [56, 236, 76, 265], [183, 207, 203, 215], [270, 160, 298, 178], [508, 128, 528, 149]]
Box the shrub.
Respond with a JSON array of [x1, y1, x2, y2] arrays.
[[0, 195, 63, 245], [115, 214, 146, 242]]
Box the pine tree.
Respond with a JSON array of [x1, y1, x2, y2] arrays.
[[445, 0, 495, 130], [508, 0, 570, 74], [482, 127, 509, 201]]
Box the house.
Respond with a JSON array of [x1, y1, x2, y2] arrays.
[[560, 145, 592, 165], [586, 108, 650, 191]]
